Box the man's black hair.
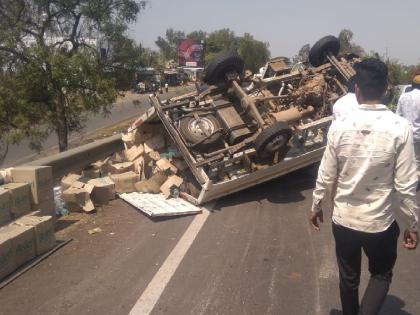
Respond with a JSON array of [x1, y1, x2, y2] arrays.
[[354, 58, 388, 101], [347, 76, 356, 93]]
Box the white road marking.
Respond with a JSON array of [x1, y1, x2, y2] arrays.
[[129, 207, 211, 315]]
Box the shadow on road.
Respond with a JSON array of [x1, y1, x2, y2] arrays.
[[214, 164, 318, 210], [329, 295, 412, 315]]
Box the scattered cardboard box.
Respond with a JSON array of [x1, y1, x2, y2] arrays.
[[110, 162, 134, 174], [11, 166, 54, 205], [82, 168, 101, 179], [160, 175, 183, 199], [147, 150, 161, 162], [110, 171, 138, 193], [144, 134, 165, 153], [111, 152, 125, 163], [62, 188, 95, 213], [135, 172, 167, 194], [61, 174, 82, 191], [87, 177, 116, 204], [125, 144, 144, 162], [2, 183, 32, 219], [15, 213, 56, 255], [156, 159, 178, 174], [0, 188, 11, 227], [133, 156, 145, 178]]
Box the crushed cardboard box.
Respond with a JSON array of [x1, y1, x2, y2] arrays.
[[125, 144, 144, 162], [62, 187, 95, 213], [156, 158, 178, 174], [87, 177, 116, 204], [110, 172, 138, 193], [61, 174, 82, 191], [135, 172, 167, 194], [110, 162, 134, 174], [82, 168, 101, 179], [2, 183, 32, 219], [160, 175, 183, 199]]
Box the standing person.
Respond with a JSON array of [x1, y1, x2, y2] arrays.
[[333, 76, 359, 120], [165, 82, 169, 93], [396, 74, 420, 172], [310, 59, 419, 315]]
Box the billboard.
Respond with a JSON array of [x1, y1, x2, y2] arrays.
[[178, 39, 204, 67]]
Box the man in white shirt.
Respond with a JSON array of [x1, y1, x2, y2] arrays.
[[396, 75, 420, 172], [333, 76, 359, 120], [310, 59, 419, 315]]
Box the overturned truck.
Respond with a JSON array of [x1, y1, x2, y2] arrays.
[[136, 35, 359, 205]]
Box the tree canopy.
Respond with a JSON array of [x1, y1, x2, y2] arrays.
[[0, 0, 146, 154]]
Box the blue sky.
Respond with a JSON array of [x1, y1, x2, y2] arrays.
[[129, 0, 420, 65]]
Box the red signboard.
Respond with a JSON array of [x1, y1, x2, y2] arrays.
[[178, 39, 203, 67]]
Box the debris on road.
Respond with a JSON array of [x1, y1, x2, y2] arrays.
[[87, 227, 102, 235], [119, 192, 202, 217]]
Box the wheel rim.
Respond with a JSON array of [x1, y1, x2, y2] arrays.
[[265, 134, 287, 152], [188, 117, 215, 137]]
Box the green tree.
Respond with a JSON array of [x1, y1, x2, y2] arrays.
[[0, 0, 145, 153], [155, 28, 185, 61], [293, 44, 311, 63], [238, 33, 270, 72], [205, 28, 238, 64]]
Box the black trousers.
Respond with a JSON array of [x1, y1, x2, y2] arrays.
[[332, 221, 400, 315]]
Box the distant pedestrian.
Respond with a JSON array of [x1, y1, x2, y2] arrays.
[[396, 74, 420, 172], [310, 58, 419, 315], [332, 76, 359, 120], [165, 83, 169, 93]]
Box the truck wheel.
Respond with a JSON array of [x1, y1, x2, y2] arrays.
[[309, 35, 340, 67], [179, 114, 223, 151], [203, 52, 244, 85], [254, 122, 292, 158]]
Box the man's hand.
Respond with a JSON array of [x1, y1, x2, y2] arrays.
[[403, 230, 418, 250], [310, 210, 323, 231]]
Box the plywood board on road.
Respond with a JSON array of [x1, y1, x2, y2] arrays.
[[119, 192, 202, 217]]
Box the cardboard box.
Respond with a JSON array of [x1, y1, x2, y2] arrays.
[[2, 183, 32, 219], [36, 198, 56, 217], [110, 162, 134, 174], [0, 188, 12, 226], [11, 166, 54, 204], [87, 177, 116, 204], [135, 172, 167, 194], [61, 174, 82, 191], [156, 158, 178, 174], [0, 224, 36, 270], [62, 188, 95, 213], [82, 168, 101, 179], [0, 231, 15, 280], [110, 172, 138, 193], [160, 175, 183, 199], [144, 134, 165, 153], [15, 213, 56, 255], [125, 144, 144, 162]]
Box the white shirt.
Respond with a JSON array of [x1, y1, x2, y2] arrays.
[[332, 92, 359, 120], [312, 104, 419, 233], [396, 88, 420, 143]]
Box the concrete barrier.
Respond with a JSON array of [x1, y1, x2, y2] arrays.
[[28, 134, 124, 179]]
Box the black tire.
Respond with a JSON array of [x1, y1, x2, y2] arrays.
[[203, 52, 244, 85], [309, 35, 340, 67], [179, 114, 223, 151], [254, 122, 292, 158]]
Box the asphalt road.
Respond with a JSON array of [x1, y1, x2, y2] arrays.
[[0, 168, 419, 315], [0, 87, 190, 168]]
